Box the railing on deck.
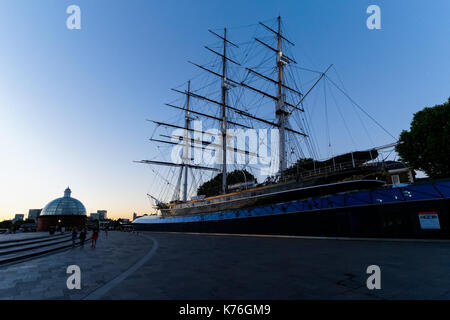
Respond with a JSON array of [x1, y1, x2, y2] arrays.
[[277, 160, 389, 185]]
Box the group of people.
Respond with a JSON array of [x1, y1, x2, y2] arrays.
[[71, 227, 100, 248]]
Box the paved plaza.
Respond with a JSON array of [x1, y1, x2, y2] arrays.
[[1, 231, 450, 299], [0, 231, 149, 299]]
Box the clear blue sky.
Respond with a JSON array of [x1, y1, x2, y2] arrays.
[[0, 0, 449, 220]]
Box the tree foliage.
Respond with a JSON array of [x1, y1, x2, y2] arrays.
[[396, 98, 450, 179], [0, 220, 12, 229], [197, 169, 256, 197], [283, 158, 314, 176]]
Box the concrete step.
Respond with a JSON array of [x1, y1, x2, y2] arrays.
[[0, 234, 71, 250], [0, 241, 80, 265], [0, 232, 71, 245], [0, 236, 73, 256]]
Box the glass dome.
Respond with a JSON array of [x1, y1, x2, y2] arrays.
[[41, 187, 87, 216]]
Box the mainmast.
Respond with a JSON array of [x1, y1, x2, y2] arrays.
[[221, 28, 228, 194], [201, 28, 237, 194], [182, 80, 191, 201]]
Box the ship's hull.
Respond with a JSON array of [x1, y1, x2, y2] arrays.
[[133, 180, 450, 239], [165, 180, 385, 216]]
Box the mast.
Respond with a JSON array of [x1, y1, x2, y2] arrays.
[[221, 28, 228, 194], [183, 81, 191, 201], [137, 17, 337, 208], [171, 27, 236, 196], [238, 17, 305, 177], [276, 16, 288, 176]]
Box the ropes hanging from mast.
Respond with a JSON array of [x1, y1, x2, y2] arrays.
[[139, 16, 398, 208], [324, 74, 397, 141]]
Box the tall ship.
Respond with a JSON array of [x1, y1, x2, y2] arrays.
[[133, 17, 450, 238]]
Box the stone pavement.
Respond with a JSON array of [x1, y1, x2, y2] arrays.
[[102, 232, 450, 300], [0, 231, 151, 299], [1, 231, 450, 299]]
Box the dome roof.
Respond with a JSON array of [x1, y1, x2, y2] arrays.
[[41, 187, 87, 216]]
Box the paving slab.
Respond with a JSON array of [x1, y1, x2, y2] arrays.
[[1, 231, 450, 299], [102, 232, 450, 300], [0, 231, 151, 299]]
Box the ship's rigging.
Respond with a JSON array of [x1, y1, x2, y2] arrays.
[[136, 16, 398, 207]]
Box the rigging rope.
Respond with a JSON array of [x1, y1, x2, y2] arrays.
[[325, 74, 396, 141]]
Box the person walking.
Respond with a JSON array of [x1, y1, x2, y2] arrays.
[[79, 228, 87, 246], [71, 228, 78, 247], [91, 228, 99, 248]]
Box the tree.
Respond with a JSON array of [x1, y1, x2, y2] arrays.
[[112, 219, 121, 230], [0, 220, 12, 229], [197, 169, 256, 197], [283, 158, 314, 176], [13, 220, 25, 228], [396, 98, 450, 179]]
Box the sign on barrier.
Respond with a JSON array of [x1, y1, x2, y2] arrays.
[[418, 212, 440, 229]]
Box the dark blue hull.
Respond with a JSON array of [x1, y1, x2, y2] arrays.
[[133, 180, 450, 239]]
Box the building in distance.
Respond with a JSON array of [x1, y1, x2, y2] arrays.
[[88, 210, 111, 230], [12, 214, 24, 223], [89, 210, 107, 221], [90, 212, 99, 220], [28, 209, 42, 222], [97, 210, 107, 220]]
